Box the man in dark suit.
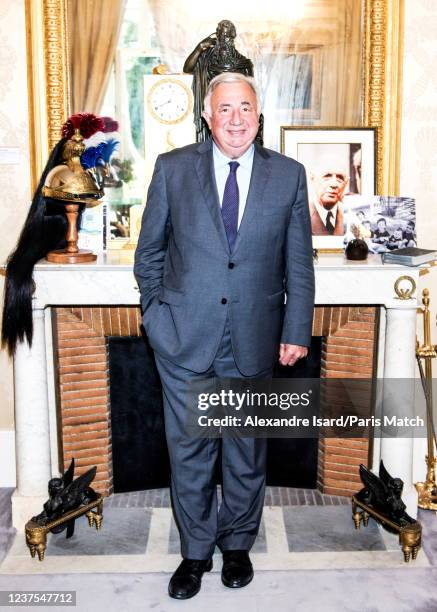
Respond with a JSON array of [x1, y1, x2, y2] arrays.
[[134, 72, 314, 599], [308, 165, 348, 236]]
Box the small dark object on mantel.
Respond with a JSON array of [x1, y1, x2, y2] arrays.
[[351, 460, 422, 562], [345, 238, 369, 260]]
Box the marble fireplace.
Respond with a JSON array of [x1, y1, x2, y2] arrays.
[[10, 253, 424, 529]]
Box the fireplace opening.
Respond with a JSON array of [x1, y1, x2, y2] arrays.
[[268, 336, 322, 488], [108, 336, 322, 493], [56, 305, 376, 498], [109, 336, 170, 492]]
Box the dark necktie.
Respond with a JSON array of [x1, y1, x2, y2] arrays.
[[326, 211, 335, 234], [221, 161, 239, 250]]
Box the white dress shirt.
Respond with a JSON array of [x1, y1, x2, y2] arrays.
[[212, 142, 254, 229], [314, 201, 338, 228]]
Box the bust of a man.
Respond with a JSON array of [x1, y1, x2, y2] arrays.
[[183, 20, 254, 142]]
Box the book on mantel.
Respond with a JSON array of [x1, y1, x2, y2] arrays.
[[381, 247, 437, 266]]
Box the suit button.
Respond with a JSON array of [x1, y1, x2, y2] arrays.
[[228, 262, 235, 269], [221, 298, 227, 304]]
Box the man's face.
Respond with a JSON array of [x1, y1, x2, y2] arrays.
[[203, 82, 259, 159], [312, 169, 348, 209], [377, 220, 386, 231]]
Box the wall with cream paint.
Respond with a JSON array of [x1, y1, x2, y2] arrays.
[[0, 0, 436, 485]]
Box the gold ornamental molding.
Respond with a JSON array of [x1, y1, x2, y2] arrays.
[[43, 0, 70, 150], [364, 0, 404, 195], [25, 0, 70, 190], [26, 0, 404, 195]]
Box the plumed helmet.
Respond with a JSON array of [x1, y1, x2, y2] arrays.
[[42, 114, 110, 204], [43, 129, 104, 204], [1, 112, 119, 355]]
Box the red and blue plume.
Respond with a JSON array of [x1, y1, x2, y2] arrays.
[[101, 117, 119, 133], [83, 116, 120, 148], [62, 113, 105, 139], [80, 143, 106, 170], [80, 139, 119, 169], [98, 139, 119, 164]]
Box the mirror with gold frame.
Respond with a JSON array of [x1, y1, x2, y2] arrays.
[[25, 0, 404, 249]]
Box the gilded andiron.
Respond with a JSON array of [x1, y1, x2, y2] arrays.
[[415, 288, 437, 510], [25, 459, 103, 561], [352, 461, 422, 562]]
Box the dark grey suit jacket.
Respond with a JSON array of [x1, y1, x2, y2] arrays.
[[134, 139, 315, 376]]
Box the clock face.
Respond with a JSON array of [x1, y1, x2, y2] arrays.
[[147, 78, 193, 125]]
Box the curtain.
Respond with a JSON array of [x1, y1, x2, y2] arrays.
[[332, 0, 363, 125], [67, 0, 127, 114]]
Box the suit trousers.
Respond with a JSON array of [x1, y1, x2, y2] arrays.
[[153, 315, 272, 560]]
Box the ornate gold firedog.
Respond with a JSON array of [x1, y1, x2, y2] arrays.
[[352, 496, 422, 562], [25, 496, 103, 561]]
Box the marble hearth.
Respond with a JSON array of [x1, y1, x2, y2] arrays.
[[10, 252, 425, 529]]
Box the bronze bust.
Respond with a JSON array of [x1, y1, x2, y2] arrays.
[[183, 20, 255, 142]]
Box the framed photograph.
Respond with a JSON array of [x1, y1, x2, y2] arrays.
[[346, 196, 417, 253], [280, 127, 377, 250]]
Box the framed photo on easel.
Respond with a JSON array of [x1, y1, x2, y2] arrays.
[[280, 127, 377, 251]]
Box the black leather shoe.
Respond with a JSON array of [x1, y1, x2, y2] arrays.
[[168, 558, 213, 600], [221, 550, 253, 588]]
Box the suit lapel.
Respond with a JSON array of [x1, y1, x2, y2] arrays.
[[194, 140, 230, 253], [232, 143, 271, 256], [335, 206, 344, 233]]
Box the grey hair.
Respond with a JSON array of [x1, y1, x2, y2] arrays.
[[203, 72, 261, 115]]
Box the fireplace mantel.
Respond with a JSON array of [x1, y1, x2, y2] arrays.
[[30, 252, 421, 309], [10, 253, 426, 528]]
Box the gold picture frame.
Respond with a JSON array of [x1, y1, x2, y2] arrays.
[[25, 0, 404, 197]]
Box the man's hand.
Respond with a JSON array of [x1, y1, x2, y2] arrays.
[[279, 343, 308, 367]]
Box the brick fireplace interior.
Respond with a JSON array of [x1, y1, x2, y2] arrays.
[[53, 305, 378, 499]]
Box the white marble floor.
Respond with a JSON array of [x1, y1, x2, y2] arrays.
[[1, 489, 437, 612]]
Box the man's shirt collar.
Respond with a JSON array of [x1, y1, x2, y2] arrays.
[[315, 200, 338, 225], [212, 141, 254, 170]]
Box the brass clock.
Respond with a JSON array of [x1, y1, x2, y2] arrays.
[[147, 78, 193, 125]]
